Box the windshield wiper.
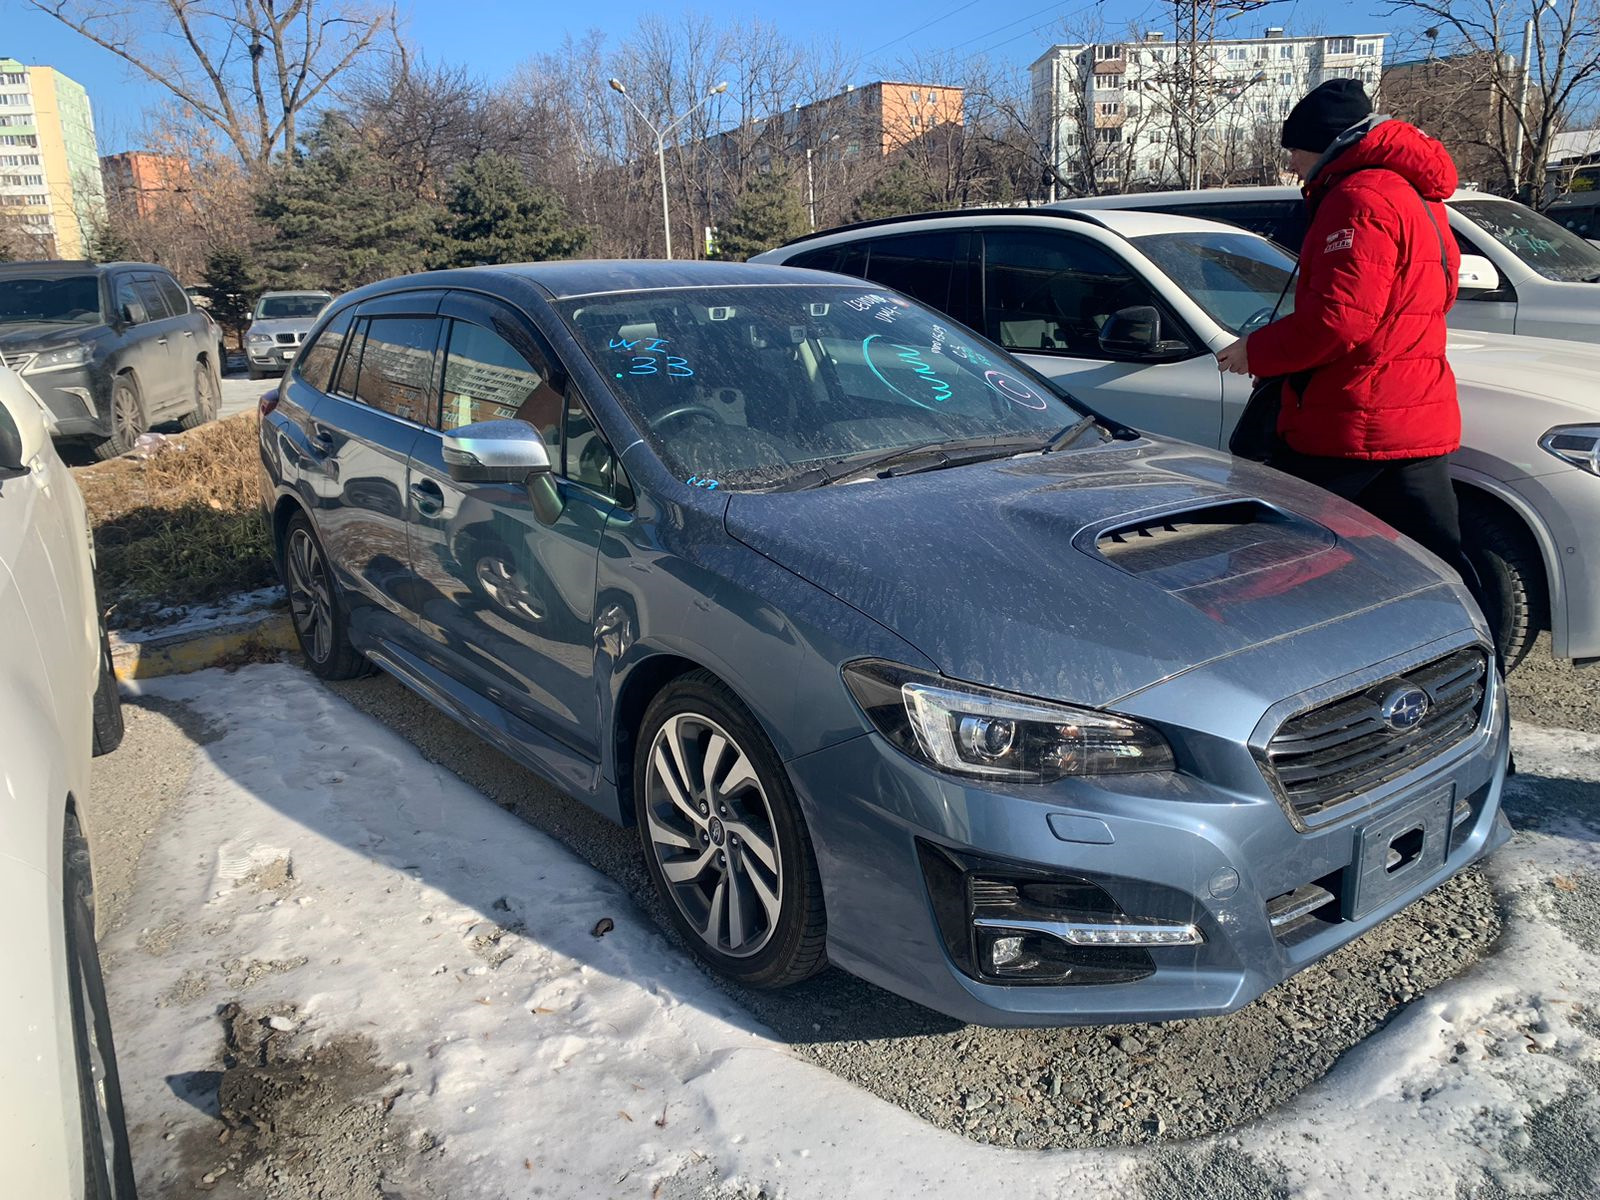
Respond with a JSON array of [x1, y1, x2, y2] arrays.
[[1040, 414, 1103, 454]]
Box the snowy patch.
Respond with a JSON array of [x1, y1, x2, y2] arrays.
[[114, 587, 284, 643]]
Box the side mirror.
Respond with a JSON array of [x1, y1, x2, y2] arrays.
[[441, 418, 562, 523], [119, 303, 141, 326], [1098, 305, 1189, 361], [1457, 254, 1501, 291], [0, 369, 48, 472]]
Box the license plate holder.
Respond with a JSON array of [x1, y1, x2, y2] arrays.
[[1347, 784, 1453, 920]]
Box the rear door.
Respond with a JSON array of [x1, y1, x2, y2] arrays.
[[978, 227, 1225, 447], [406, 291, 622, 759], [304, 290, 446, 650]]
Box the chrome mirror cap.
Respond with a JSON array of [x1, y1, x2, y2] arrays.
[[441, 419, 552, 483]]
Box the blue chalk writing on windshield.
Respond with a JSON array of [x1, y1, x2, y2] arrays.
[[862, 335, 953, 409], [686, 475, 720, 489], [614, 338, 694, 377], [609, 337, 639, 351]]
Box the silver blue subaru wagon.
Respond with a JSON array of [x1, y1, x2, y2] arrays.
[[258, 260, 1510, 1027]]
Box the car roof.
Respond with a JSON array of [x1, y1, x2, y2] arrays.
[[1052, 185, 1497, 209], [258, 289, 333, 297], [0, 260, 167, 277]]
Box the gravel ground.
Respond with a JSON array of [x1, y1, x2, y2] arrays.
[[325, 671, 1505, 1150], [1508, 634, 1600, 733]]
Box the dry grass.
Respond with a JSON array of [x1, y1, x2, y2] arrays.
[[75, 412, 277, 628]]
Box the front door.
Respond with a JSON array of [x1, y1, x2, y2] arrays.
[[979, 228, 1226, 447], [129, 273, 190, 413], [304, 292, 446, 649], [406, 293, 620, 759]]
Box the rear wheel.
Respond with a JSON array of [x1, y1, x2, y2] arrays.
[[1460, 493, 1545, 674], [64, 810, 137, 1199], [90, 378, 144, 462], [635, 672, 825, 988], [281, 513, 374, 680], [91, 622, 124, 756], [178, 361, 219, 430]]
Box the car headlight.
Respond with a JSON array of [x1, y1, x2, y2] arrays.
[[1539, 425, 1600, 476], [842, 661, 1175, 781], [23, 344, 92, 373], [247, 332, 275, 345]]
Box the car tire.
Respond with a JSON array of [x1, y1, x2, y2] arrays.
[[634, 671, 826, 989], [63, 809, 137, 1200], [178, 361, 220, 430], [91, 622, 124, 757], [90, 377, 145, 462], [1460, 494, 1545, 674], [280, 512, 375, 680]]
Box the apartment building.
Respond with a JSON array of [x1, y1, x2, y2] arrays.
[[1031, 29, 1387, 193], [101, 150, 192, 219], [0, 57, 103, 258], [707, 80, 964, 166]]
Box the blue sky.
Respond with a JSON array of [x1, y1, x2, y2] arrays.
[[8, 0, 1401, 155]]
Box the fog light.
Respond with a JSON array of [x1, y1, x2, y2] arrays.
[[989, 935, 1026, 969], [977, 916, 1204, 948]]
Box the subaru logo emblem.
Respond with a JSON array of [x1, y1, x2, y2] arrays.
[[1381, 686, 1431, 732]]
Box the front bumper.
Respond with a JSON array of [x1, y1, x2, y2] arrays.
[[18, 364, 109, 440], [247, 343, 299, 372], [788, 637, 1510, 1027]]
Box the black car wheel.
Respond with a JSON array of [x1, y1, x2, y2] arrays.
[[90, 378, 145, 462], [1460, 494, 1546, 674], [281, 513, 374, 680], [92, 621, 124, 757], [178, 361, 220, 430], [64, 810, 137, 1200], [635, 671, 825, 988]]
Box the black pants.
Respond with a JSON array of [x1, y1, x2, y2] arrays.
[[1271, 448, 1470, 576]]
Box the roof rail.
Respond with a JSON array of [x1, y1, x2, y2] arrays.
[[0, 258, 96, 268], [774, 205, 1113, 250]]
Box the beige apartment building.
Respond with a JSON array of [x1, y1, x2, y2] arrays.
[[0, 58, 103, 258]]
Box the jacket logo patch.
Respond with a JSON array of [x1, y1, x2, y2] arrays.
[[1325, 227, 1354, 253]]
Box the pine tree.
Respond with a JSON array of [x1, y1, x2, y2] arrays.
[[713, 171, 808, 262], [88, 220, 137, 263], [435, 153, 589, 268], [849, 160, 938, 223], [200, 248, 261, 348]]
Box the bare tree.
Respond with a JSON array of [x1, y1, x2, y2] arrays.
[[28, 0, 396, 169]]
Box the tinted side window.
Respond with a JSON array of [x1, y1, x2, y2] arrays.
[[154, 274, 190, 316], [439, 320, 560, 462], [133, 275, 173, 319], [863, 232, 964, 315], [982, 229, 1166, 357], [332, 318, 366, 398], [351, 316, 441, 423], [113, 276, 148, 324], [787, 243, 868, 279], [1161, 201, 1307, 250], [564, 394, 617, 497], [296, 309, 354, 392]]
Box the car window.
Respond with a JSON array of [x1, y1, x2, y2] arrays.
[[255, 293, 331, 320], [1133, 231, 1297, 335], [154, 274, 190, 316], [982, 229, 1170, 357], [554, 284, 1096, 491], [564, 393, 619, 496], [113, 276, 148, 325], [0, 273, 101, 326], [133, 276, 173, 320], [438, 320, 562, 465], [295, 309, 354, 393], [350, 316, 441, 423], [782, 244, 868, 276], [863, 232, 968, 322], [1161, 201, 1308, 250], [1452, 199, 1600, 282]]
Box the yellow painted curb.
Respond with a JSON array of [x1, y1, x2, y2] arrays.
[[110, 612, 298, 681]]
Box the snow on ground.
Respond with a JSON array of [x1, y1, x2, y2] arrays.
[[108, 664, 1600, 1199], [113, 587, 284, 644]]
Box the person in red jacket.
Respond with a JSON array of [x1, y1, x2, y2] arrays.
[[1216, 79, 1467, 574]]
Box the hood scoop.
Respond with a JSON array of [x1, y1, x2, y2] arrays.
[[1089, 501, 1340, 605]]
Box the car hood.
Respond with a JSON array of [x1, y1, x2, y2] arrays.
[[0, 322, 99, 351], [1449, 330, 1600, 409], [726, 440, 1458, 707], [248, 317, 317, 336]]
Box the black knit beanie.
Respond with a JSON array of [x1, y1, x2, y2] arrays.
[[1280, 79, 1372, 153]]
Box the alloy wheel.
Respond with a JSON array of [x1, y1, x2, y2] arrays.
[[285, 527, 333, 663], [643, 712, 784, 958], [112, 385, 141, 449], [196, 366, 218, 420]]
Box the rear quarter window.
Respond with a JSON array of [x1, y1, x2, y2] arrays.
[[295, 309, 354, 393]]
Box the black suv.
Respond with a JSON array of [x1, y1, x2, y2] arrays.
[[0, 260, 221, 459]]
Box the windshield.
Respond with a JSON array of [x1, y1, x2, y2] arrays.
[[0, 275, 102, 326], [1453, 199, 1600, 283], [1133, 231, 1297, 335], [555, 285, 1096, 490], [254, 294, 330, 320]]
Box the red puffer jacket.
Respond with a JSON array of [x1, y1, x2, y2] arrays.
[[1248, 118, 1462, 460]]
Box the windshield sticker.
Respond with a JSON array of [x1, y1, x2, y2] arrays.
[[862, 334, 954, 408], [843, 292, 910, 324], [610, 337, 694, 379], [983, 370, 1048, 410]]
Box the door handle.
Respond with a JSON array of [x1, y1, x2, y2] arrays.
[[182, 330, 195, 338], [409, 479, 445, 516], [156, 337, 169, 345]]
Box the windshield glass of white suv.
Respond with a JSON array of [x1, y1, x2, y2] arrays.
[[1453, 199, 1600, 283], [1133, 231, 1297, 335], [0, 275, 102, 326], [254, 294, 329, 320], [556, 285, 1098, 490]]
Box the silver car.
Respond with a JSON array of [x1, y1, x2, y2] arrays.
[[245, 290, 333, 379], [0, 366, 134, 1196], [757, 208, 1600, 670]]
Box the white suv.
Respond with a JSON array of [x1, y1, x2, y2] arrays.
[[1055, 187, 1600, 343], [756, 208, 1600, 671], [0, 365, 135, 1197]]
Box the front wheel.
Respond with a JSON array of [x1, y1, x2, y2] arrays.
[[178, 361, 219, 430], [64, 810, 137, 1199], [280, 513, 374, 680], [1460, 495, 1546, 674], [635, 672, 825, 988], [90, 378, 144, 462], [92, 622, 124, 756]]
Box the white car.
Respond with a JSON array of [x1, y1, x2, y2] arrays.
[[756, 208, 1600, 670], [1055, 187, 1600, 343], [0, 365, 135, 1197]]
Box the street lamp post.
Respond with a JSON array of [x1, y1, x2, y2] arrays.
[[609, 77, 729, 260], [804, 134, 841, 230], [1510, 0, 1560, 201]]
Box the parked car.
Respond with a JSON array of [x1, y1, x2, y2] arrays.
[[0, 260, 222, 460], [260, 260, 1509, 1027], [1052, 187, 1600, 343], [1549, 193, 1600, 248], [0, 365, 135, 1196], [246, 290, 333, 379], [756, 208, 1600, 671]]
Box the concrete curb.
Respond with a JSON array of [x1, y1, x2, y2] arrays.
[[110, 611, 297, 681]]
